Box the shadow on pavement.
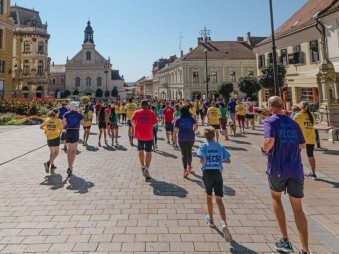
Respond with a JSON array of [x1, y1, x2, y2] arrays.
[[115, 145, 127, 151], [86, 145, 98, 152], [66, 174, 94, 194], [323, 149, 339, 156], [225, 146, 248, 151], [156, 150, 178, 158], [40, 170, 68, 190], [229, 139, 252, 145], [191, 172, 236, 196], [315, 178, 339, 188], [149, 179, 187, 197], [102, 145, 115, 151]]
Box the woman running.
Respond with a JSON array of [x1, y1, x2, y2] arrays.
[[108, 107, 119, 146], [219, 103, 229, 140], [174, 106, 198, 178], [82, 105, 93, 146], [121, 102, 127, 125], [98, 106, 107, 147], [40, 109, 63, 174]]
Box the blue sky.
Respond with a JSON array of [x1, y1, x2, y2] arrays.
[[14, 0, 307, 82]]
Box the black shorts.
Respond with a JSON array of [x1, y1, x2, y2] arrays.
[[268, 174, 304, 198], [137, 140, 153, 152], [47, 137, 60, 147], [202, 170, 223, 197], [245, 114, 254, 119], [211, 124, 220, 130], [127, 120, 133, 127], [306, 144, 315, 158], [165, 122, 174, 132], [66, 129, 80, 144], [98, 121, 106, 129]]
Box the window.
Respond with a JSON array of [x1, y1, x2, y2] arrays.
[[0, 0, 4, 15], [193, 72, 199, 83], [38, 41, 44, 53], [299, 87, 314, 102], [23, 60, 30, 74], [61, 77, 64, 84], [258, 54, 265, 69], [86, 51, 91, 61], [211, 72, 217, 82], [52, 78, 55, 84], [267, 53, 273, 64], [75, 77, 80, 87], [310, 40, 319, 62], [230, 71, 236, 82], [37, 61, 44, 75], [24, 41, 30, 53], [97, 77, 102, 86], [280, 49, 288, 65], [0, 60, 4, 73], [0, 29, 3, 49], [289, 45, 303, 64], [86, 77, 91, 87]]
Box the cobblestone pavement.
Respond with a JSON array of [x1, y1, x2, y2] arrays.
[[0, 121, 338, 253]]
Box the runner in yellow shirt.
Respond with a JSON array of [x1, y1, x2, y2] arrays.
[[207, 101, 221, 142], [40, 109, 63, 174], [115, 102, 122, 124], [235, 101, 246, 133], [126, 98, 138, 145], [82, 105, 93, 146]]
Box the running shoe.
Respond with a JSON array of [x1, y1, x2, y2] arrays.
[[183, 170, 189, 178], [299, 250, 310, 254], [204, 214, 215, 227], [44, 161, 50, 173], [174, 144, 179, 149], [50, 164, 57, 170], [143, 167, 151, 180], [221, 224, 232, 242], [67, 168, 73, 177], [307, 172, 317, 179], [275, 238, 294, 253], [188, 166, 193, 173]]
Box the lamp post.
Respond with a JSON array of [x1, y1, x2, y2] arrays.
[[269, 0, 279, 96], [200, 26, 211, 100], [204, 48, 209, 100], [104, 62, 109, 101]]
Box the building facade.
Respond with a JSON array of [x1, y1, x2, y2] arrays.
[[158, 35, 260, 100], [10, 5, 50, 98], [65, 21, 125, 99], [0, 0, 14, 98], [49, 63, 65, 98]]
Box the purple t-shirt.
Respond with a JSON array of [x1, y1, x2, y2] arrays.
[[63, 111, 84, 129], [263, 114, 305, 179], [174, 116, 197, 142], [203, 101, 209, 113]]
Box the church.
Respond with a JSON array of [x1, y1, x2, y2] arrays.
[[64, 21, 125, 99]]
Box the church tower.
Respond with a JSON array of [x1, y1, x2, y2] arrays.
[[84, 21, 94, 43]]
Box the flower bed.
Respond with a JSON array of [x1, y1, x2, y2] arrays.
[[6, 115, 46, 125]]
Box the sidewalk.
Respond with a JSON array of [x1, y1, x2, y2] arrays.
[[0, 123, 337, 253]]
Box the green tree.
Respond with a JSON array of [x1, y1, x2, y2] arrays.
[[111, 86, 118, 97], [80, 96, 91, 104], [258, 63, 287, 96], [218, 82, 234, 103], [73, 90, 79, 96], [63, 90, 70, 98], [95, 89, 103, 98], [238, 76, 261, 98]]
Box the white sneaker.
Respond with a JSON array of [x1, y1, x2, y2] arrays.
[[222, 224, 232, 242]]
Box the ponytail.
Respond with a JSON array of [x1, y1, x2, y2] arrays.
[[305, 106, 314, 124]]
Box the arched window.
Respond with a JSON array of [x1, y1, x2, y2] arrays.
[[97, 77, 102, 87], [24, 41, 30, 53], [38, 41, 44, 53], [86, 77, 91, 87], [23, 60, 30, 74], [37, 61, 44, 75], [86, 51, 91, 60], [52, 78, 56, 84], [61, 77, 64, 84], [75, 77, 80, 87]]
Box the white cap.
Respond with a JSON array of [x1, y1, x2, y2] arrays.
[[69, 101, 77, 110]]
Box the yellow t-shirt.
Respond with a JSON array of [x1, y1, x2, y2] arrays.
[[191, 104, 197, 116], [293, 112, 316, 144], [121, 105, 127, 114], [207, 107, 221, 125], [236, 104, 246, 116], [115, 105, 121, 114], [126, 103, 138, 120], [41, 117, 63, 140], [82, 111, 93, 127]]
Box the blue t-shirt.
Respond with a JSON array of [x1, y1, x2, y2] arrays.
[[203, 101, 209, 113], [58, 106, 68, 120], [263, 114, 305, 179], [227, 101, 237, 113], [63, 111, 84, 129], [174, 116, 197, 142], [197, 141, 231, 172]]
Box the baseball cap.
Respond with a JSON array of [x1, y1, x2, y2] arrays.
[[69, 101, 77, 110]]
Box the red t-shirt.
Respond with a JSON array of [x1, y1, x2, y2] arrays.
[[105, 108, 111, 123], [95, 104, 102, 111], [132, 109, 157, 141], [163, 107, 175, 123]]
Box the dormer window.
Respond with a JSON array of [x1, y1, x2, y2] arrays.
[[291, 19, 300, 28]]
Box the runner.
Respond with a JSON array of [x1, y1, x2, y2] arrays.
[[202, 99, 209, 125], [126, 98, 138, 146], [174, 106, 198, 178], [163, 101, 175, 145], [131, 100, 157, 180], [227, 98, 237, 123], [121, 102, 127, 125], [40, 108, 63, 173], [116, 102, 122, 124], [196, 126, 232, 242], [199, 99, 204, 125], [105, 104, 112, 138], [58, 103, 68, 151], [159, 105, 165, 126], [97, 106, 107, 147], [243, 97, 255, 129], [82, 105, 93, 146], [235, 100, 246, 133], [108, 106, 119, 146], [95, 101, 103, 124], [219, 102, 229, 140], [207, 101, 221, 142], [151, 106, 159, 151], [172, 104, 181, 149], [62, 102, 84, 177]]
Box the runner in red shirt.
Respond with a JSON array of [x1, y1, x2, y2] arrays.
[[132, 100, 157, 180], [163, 101, 175, 144], [95, 102, 103, 124]]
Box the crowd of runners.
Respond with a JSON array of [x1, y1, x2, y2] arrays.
[[39, 96, 317, 254]]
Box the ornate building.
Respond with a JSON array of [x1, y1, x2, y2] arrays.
[[49, 62, 65, 98], [0, 0, 14, 98], [65, 21, 125, 99], [10, 5, 50, 98]]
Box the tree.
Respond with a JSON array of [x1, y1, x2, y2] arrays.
[[238, 76, 261, 98], [63, 90, 70, 98], [218, 82, 234, 103], [80, 96, 91, 104], [259, 63, 287, 96], [95, 89, 103, 98], [111, 86, 118, 97], [73, 90, 79, 96]]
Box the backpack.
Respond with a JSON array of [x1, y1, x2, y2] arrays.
[[248, 103, 254, 113], [109, 113, 116, 123]]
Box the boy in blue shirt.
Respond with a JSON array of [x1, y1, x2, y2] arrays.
[[197, 126, 232, 242]]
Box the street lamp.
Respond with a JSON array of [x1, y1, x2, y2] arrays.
[[104, 62, 109, 101], [204, 48, 209, 100], [200, 26, 211, 100], [269, 0, 279, 96]]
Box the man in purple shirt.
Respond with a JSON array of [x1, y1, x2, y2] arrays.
[[262, 96, 309, 254]]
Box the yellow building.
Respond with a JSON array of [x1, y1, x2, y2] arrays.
[[0, 0, 14, 97]]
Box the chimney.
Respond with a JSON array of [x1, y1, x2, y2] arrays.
[[197, 37, 203, 45], [247, 32, 251, 40], [189, 47, 193, 52], [237, 36, 244, 42], [181, 50, 183, 57]]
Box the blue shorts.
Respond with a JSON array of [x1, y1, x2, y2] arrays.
[[165, 122, 174, 132], [230, 113, 235, 119], [127, 120, 133, 127]]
